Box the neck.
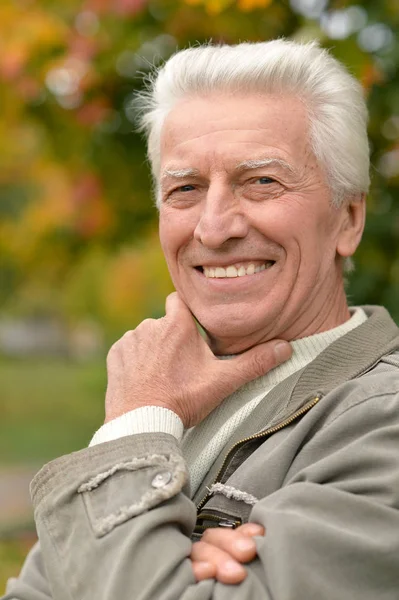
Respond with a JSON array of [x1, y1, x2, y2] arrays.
[[208, 280, 351, 356]]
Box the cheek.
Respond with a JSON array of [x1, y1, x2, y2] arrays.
[[159, 211, 182, 253], [158, 222, 171, 254], [159, 212, 195, 273], [268, 203, 334, 246], [248, 203, 303, 251]]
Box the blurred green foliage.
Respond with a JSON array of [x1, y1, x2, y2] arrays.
[[0, 355, 106, 585], [0, 356, 106, 465], [0, 536, 37, 592], [0, 0, 398, 339]]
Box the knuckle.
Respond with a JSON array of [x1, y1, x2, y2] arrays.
[[251, 352, 271, 377], [138, 317, 159, 331], [201, 528, 219, 543], [106, 342, 118, 363], [192, 541, 207, 554], [201, 529, 212, 542], [191, 540, 216, 561], [120, 329, 137, 342], [137, 318, 154, 328], [106, 330, 134, 359]]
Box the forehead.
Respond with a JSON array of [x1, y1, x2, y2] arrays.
[[160, 93, 311, 174]]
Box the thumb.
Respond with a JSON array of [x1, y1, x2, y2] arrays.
[[164, 292, 202, 335], [165, 292, 194, 322], [165, 291, 185, 316], [226, 340, 292, 388]]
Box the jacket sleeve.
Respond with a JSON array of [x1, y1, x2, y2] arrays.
[[249, 390, 399, 599], [3, 393, 399, 600]]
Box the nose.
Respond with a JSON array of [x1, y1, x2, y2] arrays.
[[193, 184, 249, 248]]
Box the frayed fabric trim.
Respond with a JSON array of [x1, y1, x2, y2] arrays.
[[83, 470, 186, 537], [208, 483, 258, 506], [78, 454, 187, 537], [78, 455, 171, 493]]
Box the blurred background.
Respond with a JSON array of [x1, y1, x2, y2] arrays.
[[0, 0, 398, 588]]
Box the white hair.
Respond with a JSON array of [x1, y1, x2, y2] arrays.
[[136, 39, 370, 209]]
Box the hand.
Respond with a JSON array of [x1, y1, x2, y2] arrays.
[[191, 523, 265, 584], [105, 292, 292, 428]]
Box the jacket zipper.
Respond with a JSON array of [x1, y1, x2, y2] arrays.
[[194, 513, 242, 534], [196, 395, 321, 513]]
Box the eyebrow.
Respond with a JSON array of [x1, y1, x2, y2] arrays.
[[235, 158, 297, 176], [161, 168, 200, 182], [160, 158, 297, 183]]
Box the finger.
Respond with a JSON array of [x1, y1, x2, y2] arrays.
[[164, 292, 202, 335], [227, 340, 292, 386], [191, 561, 216, 582], [201, 528, 258, 563], [237, 522, 265, 537], [217, 560, 247, 585], [192, 559, 246, 585], [191, 542, 247, 584], [165, 292, 188, 318]]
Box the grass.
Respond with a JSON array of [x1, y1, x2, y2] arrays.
[[0, 356, 107, 465], [0, 355, 107, 591], [0, 534, 37, 592]]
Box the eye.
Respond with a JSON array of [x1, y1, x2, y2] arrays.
[[176, 184, 195, 193], [257, 176, 274, 184]]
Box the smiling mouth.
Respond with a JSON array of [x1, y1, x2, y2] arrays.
[[196, 260, 275, 278]]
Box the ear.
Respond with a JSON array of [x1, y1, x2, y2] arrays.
[[336, 194, 366, 258]]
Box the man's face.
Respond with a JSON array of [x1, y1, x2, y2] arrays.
[[158, 93, 352, 353]]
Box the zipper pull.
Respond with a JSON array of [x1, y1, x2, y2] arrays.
[[218, 519, 240, 529]]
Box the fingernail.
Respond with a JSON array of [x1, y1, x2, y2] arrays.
[[245, 523, 264, 536], [235, 538, 255, 552], [248, 525, 265, 536], [224, 560, 245, 574], [274, 341, 291, 362]]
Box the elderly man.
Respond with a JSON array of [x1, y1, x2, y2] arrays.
[[4, 39, 399, 600]]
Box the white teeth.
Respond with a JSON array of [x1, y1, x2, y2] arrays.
[[255, 264, 267, 273], [203, 261, 274, 278], [226, 266, 238, 277]]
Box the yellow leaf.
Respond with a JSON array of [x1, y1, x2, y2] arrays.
[[210, 0, 236, 13], [183, 0, 234, 14], [238, 0, 273, 10]]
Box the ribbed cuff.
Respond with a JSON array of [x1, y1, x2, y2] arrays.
[[89, 406, 184, 447]]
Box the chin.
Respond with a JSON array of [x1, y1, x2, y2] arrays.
[[209, 334, 259, 356], [198, 313, 273, 354]]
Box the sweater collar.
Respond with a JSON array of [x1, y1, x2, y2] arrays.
[[239, 307, 367, 392]]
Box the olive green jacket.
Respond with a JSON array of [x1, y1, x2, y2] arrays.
[[3, 306, 399, 599]]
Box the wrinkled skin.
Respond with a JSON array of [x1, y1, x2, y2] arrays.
[[159, 93, 365, 355]]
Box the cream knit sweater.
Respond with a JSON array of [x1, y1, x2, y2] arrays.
[[91, 308, 367, 495]]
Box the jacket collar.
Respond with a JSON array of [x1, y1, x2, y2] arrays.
[[192, 305, 399, 506]]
